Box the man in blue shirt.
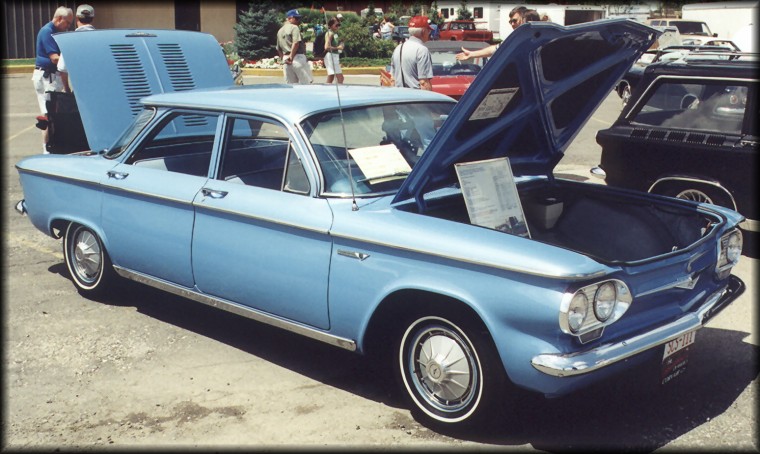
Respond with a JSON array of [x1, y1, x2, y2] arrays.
[[32, 6, 73, 153]]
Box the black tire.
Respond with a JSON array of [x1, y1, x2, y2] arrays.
[[397, 310, 506, 426], [63, 223, 115, 298]]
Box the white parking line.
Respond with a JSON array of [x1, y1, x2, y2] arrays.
[[7, 124, 37, 143]]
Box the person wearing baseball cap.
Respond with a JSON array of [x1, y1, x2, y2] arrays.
[[58, 4, 96, 94], [389, 16, 434, 90], [276, 9, 313, 84]]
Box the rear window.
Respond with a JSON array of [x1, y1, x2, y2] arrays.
[[630, 80, 749, 134]]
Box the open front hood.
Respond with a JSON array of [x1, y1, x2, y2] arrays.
[[393, 19, 658, 206], [54, 29, 233, 153]]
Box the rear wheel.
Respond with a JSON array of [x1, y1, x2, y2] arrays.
[[621, 84, 632, 107], [63, 223, 115, 298], [398, 311, 506, 426], [661, 183, 732, 209]]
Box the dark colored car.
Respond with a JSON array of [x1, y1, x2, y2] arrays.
[[596, 51, 758, 253], [391, 25, 409, 43], [615, 45, 734, 107]]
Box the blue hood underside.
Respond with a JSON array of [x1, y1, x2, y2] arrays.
[[392, 19, 659, 208]]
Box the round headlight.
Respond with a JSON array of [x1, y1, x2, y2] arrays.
[[594, 282, 617, 322], [567, 292, 588, 333], [726, 231, 742, 264]]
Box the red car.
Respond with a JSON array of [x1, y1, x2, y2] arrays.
[[438, 20, 493, 42], [380, 41, 490, 100]]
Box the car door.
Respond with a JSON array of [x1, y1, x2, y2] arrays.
[[191, 114, 334, 329], [100, 110, 221, 287]]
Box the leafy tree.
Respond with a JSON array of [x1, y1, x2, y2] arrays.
[[364, 1, 380, 25], [456, 0, 472, 20], [429, 1, 443, 26], [234, 2, 282, 60], [339, 21, 395, 59], [409, 1, 423, 17]]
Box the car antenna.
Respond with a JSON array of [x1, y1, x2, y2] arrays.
[[324, 9, 358, 211]]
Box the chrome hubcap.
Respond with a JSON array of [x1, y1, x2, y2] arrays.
[[72, 229, 102, 283], [411, 325, 476, 412]]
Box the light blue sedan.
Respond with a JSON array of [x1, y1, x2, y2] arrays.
[[15, 22, 745, 427]]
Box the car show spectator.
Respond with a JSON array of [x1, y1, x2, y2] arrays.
[[380, 17, 395, 40], [58, 4, 96, 94], [390, 16, 434, 90], [276, 9, 313, 84], [456, 6, 543, 62], [324, 18, 345, 84], [32, 6, 73, 153]]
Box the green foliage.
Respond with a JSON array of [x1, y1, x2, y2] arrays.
[[340, 57, 392, 67], [234, 2, 282, 61], [457, 0, 473, 20], [338, 22, 396, 59], [429, 1, 444, 25]]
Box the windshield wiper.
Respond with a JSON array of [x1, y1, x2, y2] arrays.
[[357, 171, 411, 183]]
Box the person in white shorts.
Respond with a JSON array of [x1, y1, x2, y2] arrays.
[[32, 6, 73, 153], [276, 9, 313, 84], [324, 18, 344, 84]]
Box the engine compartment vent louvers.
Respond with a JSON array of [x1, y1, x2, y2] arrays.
[[706, 135, 727, 145], [649, 130, 667, 140], [686, 133, 706, 143], [110, 44, 151, 116], [667, 131, 686, 142], [631, 128, 649, 139], [157, 43, 196, 92]]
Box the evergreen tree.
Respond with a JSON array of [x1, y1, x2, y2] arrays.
[[234, 2, 282, 61], [457, 0, 472, 20]]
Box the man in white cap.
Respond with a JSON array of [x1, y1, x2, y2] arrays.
[[276, 9, 313, 84], [58, 4, 96, 93]]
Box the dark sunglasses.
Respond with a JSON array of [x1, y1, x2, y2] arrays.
[[509, 18, 519, 24]]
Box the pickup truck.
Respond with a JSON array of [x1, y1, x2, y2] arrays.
[[438, 20, 493, 42]]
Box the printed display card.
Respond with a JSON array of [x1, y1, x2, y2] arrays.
[[455, 157, 531, 238]]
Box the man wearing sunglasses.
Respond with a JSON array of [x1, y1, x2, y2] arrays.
[[455, 5, 536, 62]]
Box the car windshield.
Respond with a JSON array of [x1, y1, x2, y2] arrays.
[[430, 49, 487, 76], [301, 102, 454, 196], [104, 108, 155, 159]]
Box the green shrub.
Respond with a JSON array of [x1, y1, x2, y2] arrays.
[[234, 2, 282, 61]]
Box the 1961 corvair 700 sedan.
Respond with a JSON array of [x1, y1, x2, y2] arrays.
[[15, 21, 745, 427]]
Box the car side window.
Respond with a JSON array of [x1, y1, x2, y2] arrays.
[[218, 116, 310, 194], [631, 81, 747, 134], [126, 111, 219, 177]]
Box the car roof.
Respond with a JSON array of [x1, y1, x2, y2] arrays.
[[142, 84, 454, 121], [647, 53, 759, 76], [425, 40, 489, 52]]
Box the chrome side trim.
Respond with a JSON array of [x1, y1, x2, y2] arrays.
[[636, 272, 700, 297], [531, 275, 744, 377], [194, 203, 329, 235], [112, 266, 357, 352], [331, 232, 608, 281], [337, 250, 370, 261], [648, 176, 738, 211]]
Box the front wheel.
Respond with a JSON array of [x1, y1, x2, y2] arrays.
[[63, 223, 115, 298], [398, 314, 505, 425]]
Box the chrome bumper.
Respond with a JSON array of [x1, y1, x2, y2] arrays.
[[532, 275, 745, 377], [15, 199, 26, 216]]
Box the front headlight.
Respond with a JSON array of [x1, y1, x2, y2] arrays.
[[716, 229, 742, 279], [567, 292, 588, 333], [594, 282, 617, 322], [560, 279, 632, 342]]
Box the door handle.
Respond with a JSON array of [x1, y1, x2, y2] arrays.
[[201, 188, 228, 199], [106, 170, 129, 180]]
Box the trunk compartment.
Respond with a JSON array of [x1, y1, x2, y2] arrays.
[[406, 180, 716, 263]]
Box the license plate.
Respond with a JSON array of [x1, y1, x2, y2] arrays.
[[661, 331, 696, 385]]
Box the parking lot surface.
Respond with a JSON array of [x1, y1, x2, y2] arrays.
[[3, 73, 757, 450]]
